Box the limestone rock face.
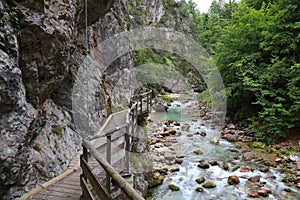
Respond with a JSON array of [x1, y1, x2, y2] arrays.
[[0, 0, 114, 198]]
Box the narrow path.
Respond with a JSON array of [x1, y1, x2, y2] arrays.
[[26, 110, 129, 200]]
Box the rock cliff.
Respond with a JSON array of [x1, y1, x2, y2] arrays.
[[0, 0, 196, 198], [0, 0, 115, 198]]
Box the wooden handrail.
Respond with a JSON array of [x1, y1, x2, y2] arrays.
[[81, 90, 151, 200], [82, 139, 144, 200]]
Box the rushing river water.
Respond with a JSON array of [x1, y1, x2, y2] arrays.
[[147, 95, 300, 200]]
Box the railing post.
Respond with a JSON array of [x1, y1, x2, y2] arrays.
[[147, 92, 150, 112], [106, 135, 111, 193], [125, 125, 130, 174], [140, 96, 142, 114]]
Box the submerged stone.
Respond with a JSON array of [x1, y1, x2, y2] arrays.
[[193, 149, 203, 155], [202, 181, 216, 188]]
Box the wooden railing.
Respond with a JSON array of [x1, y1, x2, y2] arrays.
[[80, 90, 152, 200]]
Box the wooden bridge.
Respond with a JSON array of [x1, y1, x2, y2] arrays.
[[20, 90, 152, 200]]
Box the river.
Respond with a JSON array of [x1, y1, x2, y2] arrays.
[[146, 94, 300, 200]]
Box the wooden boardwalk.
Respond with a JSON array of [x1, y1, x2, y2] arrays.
[[23, 91, 152, 200]]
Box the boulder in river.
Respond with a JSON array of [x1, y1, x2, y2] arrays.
[[240, 167, 250, 173], [242, 152, 254, 161], [209, 161, 218, 166], [202, 181, 216, 188], [181, 124, 190, 131], [195, 176, 206, 184], [248, 192, 259, 198], [221, 134, 238, 142], [164, 152, 174, 161], [258, 189, 269, 197], [168, 184, 180, 191], [147, 175, 165, 188], [195, 187, 204, 192], [198, 161, 210, 169], [228, 176, 240, 185], [259, 166, 270, 172], [296, 161, 300, 170], [210, 137, 220, 145], [220, 162, 229, 170], [248, 175, 261, 182], [260, 187, 272, 194], [175, 159, 183, 165], [193, 149, 203, 155], [170, 167, 180, 173], [199, 110, 206, 117]]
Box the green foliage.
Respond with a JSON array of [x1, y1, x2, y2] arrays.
[[196, 0, 300, 139], [53, 125, 66, 137], [8, 6, 21, 36]]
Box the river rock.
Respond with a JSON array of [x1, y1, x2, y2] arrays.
[[248, 175, 261, 182], [193, 149, 203, 155], [151, 138, 160, 145], [200, 132, 207, 137], [170, 167, 180, 173], [220, 162, 229, 170], [258, 189, 269, 197], [284, 188, 292, 192], [296, 161, 300, 170], [249, 141, 263, 148], [163, 127, 177, 135], [168, 184, 180, 191], [202, 181, 216, 188], [221, 134, 238, 142], [173, 121, 180, 126], [195, 176, 206, 184], [199, 110, 206, 117], [175, 159, 183, 165], [232, 165, 240, 172], [147, 175, 165, 188], [181, 124, 190, 131], [195, 187, 204, 192], [209, 161, 218, 166], [248, 192, 259, 198], [210, 137, 220, 145], [198, 161, 210, 169], [164, 152, 174, 161], [259, 166, 269, 172], [260, 187, 272, 194], [240, 167, 250, 173], [242, 152, 254, 161], [228, 176, 240, 185], [159, 168, 168, 174]]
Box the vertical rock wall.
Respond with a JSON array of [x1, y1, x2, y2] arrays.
[[0, 0, 115, 198]]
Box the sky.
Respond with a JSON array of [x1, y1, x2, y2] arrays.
[[193, 0, 228, 13], [193, 0, 214, 13]]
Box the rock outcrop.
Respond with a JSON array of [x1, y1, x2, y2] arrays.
[[0, 0, 115, 198]]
